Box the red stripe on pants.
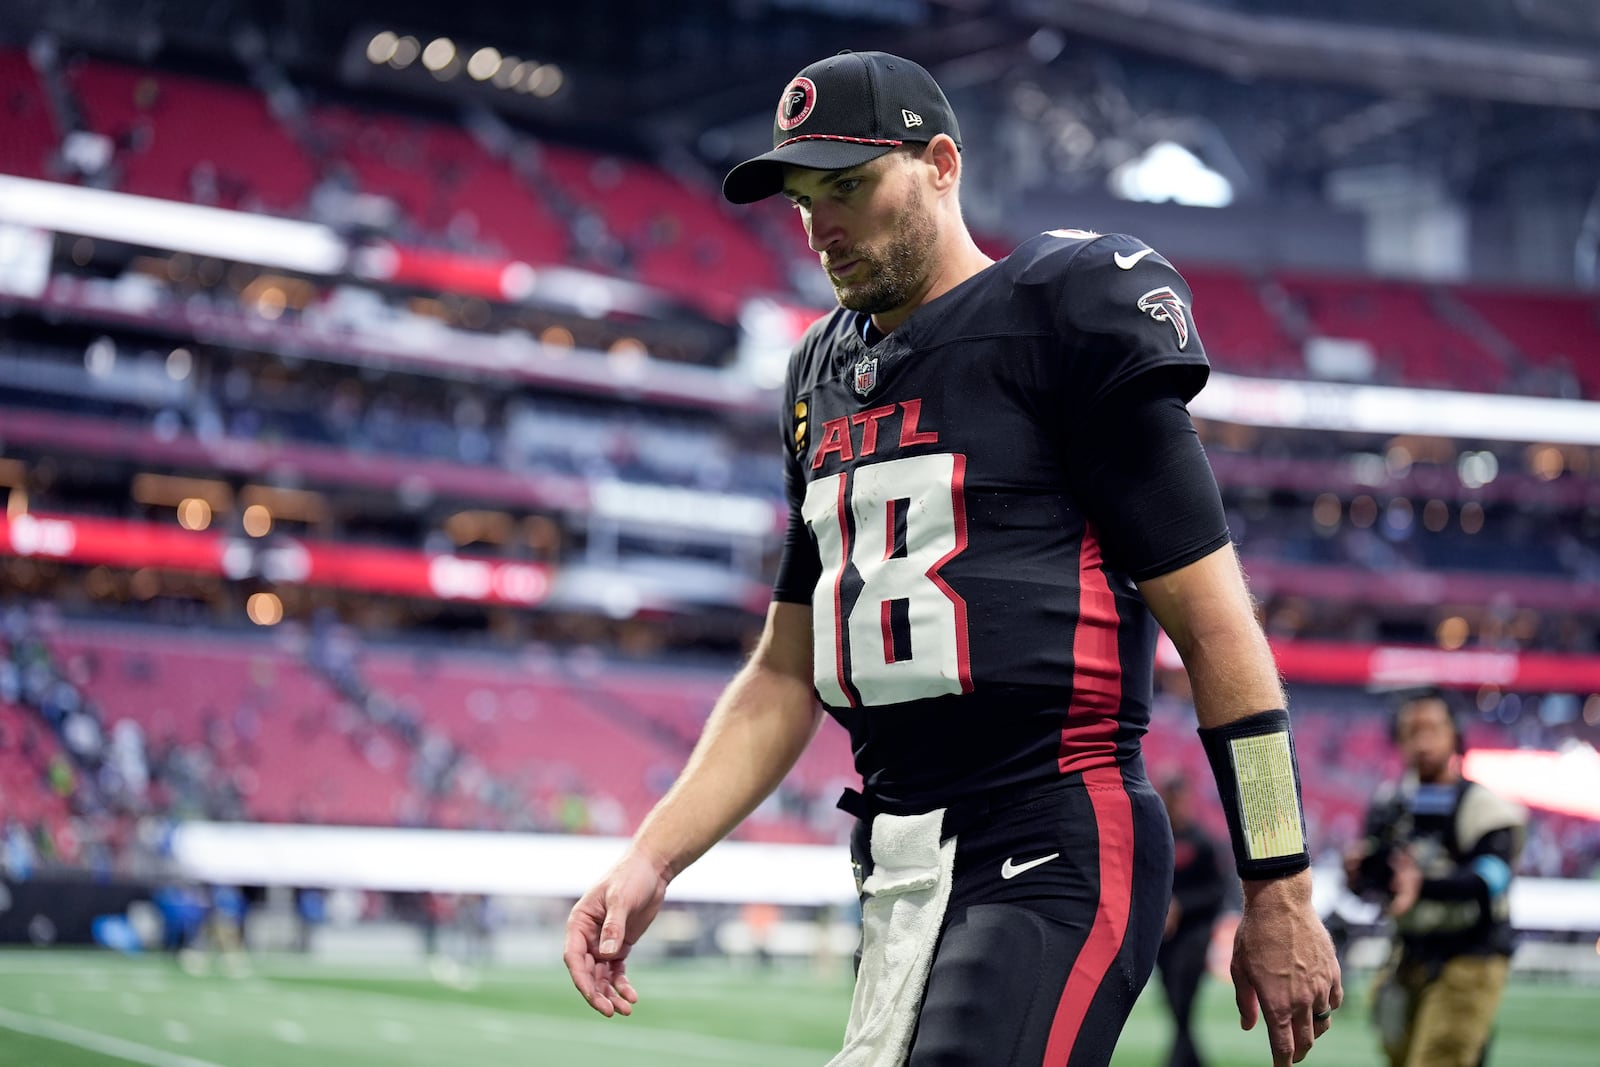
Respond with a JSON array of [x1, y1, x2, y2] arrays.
[[1040, 764, 1135, 1065]]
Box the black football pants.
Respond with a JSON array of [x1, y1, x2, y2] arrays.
[[848, 763, 1174, 1066]]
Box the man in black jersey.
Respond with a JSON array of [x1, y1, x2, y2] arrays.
[[565, 50, 1341, 1067], [1344, 688, 1523, 1067], [1158, 774, 1232, 1067]]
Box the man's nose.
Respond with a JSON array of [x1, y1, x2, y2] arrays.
[[807, 202, 846, 255]]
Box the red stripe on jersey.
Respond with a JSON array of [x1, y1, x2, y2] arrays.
[[924, 453, 973, 693], [832, 473, 857, 707], [884, 496, 898, 560], [1041, 765, 1134, 1064], [1058, 526, 1122, 774], [880, 599, 896, 664]]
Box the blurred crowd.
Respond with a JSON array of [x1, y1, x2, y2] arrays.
[[5, 594, 1597, 888]]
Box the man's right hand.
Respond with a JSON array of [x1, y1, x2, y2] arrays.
[[563, 848, 670, 1018]]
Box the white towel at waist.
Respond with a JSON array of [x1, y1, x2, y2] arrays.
[[827, 808, 957, 1067]]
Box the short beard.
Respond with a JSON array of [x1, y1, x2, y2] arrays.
[[833, 183, 938, 316]]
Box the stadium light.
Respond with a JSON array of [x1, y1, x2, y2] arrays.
[[1110, 141, 1234, 208], [165, 347, 192, 381], [242, 505, 273, 538], [389, 36, 420, 69], [507, 61, 536, 91], [177, 498, 212, 532], [467, 47, 501, 81], [528, 63, 564, 97], [246, 592, 283, 626], [491, 55, 520, 88], [421, 37, 457, 72], [366, 31, 399, 65]]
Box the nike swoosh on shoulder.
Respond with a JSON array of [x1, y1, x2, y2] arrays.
[[1000, 852, 1061, 880], [1113, 248, 1155, 270]]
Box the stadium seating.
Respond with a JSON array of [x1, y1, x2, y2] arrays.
[[11, 617, 857, 842], [539, 145, 783, 315], [6, 47, 1596, 401], [1456, 285, 1600, 398], [1183, 264, 1303, 377], [305, 105, 569, 264], [44, 627, 412, 825], [54, 54, 774, 309], [1276, 272, 1507, 391], [0, 701, 72, 829], [67, 59, 316, 213], [0, 50, 55, 180]]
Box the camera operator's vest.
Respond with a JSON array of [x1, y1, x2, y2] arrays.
[[1376, 777, 1525, 949]]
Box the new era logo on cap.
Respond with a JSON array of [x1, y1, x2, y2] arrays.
[[722, 50, 963, 204]]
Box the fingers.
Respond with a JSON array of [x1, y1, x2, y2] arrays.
[[1286, 1002, 1314, 1064], [594, 962, 634, 1017], [598, 915, 625, 959], [597, 892, 632, 959], [562, 915, 600, 1006], [1232, 967, 1259, 1031], [565, 897, 630, 1017]]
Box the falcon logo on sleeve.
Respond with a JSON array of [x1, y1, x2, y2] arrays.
[[1136, 286, 1190, 349]]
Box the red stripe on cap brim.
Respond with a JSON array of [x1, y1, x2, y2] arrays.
[[773, 134, 904, 149]]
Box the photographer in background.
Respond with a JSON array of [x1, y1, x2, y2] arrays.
[[1343, 687, 1526, 1067]]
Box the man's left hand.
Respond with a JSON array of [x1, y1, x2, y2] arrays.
[[1387, 848, 1422, 917], [1231, 871, 1343, 1066]]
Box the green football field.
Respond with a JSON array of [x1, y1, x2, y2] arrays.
[[0, 949, 1592, 1066]]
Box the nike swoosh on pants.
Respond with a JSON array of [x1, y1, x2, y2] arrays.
[[1000, 852, 1061, 879]]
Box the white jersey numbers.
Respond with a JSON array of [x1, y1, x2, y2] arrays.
[[802, 454, 974, 707]]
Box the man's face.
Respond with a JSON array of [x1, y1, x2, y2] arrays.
[[1396, 697, 1456, 780], [781, 149, 938, 316]]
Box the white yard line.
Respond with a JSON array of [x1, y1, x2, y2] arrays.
[[0, 1006, 225, 1067]]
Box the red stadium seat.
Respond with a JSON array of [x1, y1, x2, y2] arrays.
[[67, 60, 316, 213], [1455, 285, 1600, 398], [0, 49, 57, 180], [1277, 272, 1507, 392]]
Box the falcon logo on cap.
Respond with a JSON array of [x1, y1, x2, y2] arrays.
[[1137, 286, 1190, 349], [777, 77, 817, 131]]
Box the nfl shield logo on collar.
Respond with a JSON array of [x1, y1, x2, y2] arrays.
[[852, 354, 878, 398]]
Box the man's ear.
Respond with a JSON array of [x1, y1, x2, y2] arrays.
[[923, 134, 961, 192]]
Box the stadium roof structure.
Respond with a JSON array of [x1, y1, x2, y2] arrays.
[[3, 0, 1597, 250]]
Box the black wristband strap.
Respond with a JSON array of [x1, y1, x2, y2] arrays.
[[1198, 709, 1312, 880]]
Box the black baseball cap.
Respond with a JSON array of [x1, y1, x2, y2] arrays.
[[722, 50, 961, 205]]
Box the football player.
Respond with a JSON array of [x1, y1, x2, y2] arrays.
[[566, 50, 1340, 1067]]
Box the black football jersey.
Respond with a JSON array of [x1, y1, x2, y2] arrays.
[[776, 230, 1212, 810]]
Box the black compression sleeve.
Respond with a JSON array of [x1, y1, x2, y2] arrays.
[[772, 505, 821, 604], [1069, 381, 1230, 581]]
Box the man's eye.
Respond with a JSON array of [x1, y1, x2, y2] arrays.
[[836, 179, 861, 195]]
